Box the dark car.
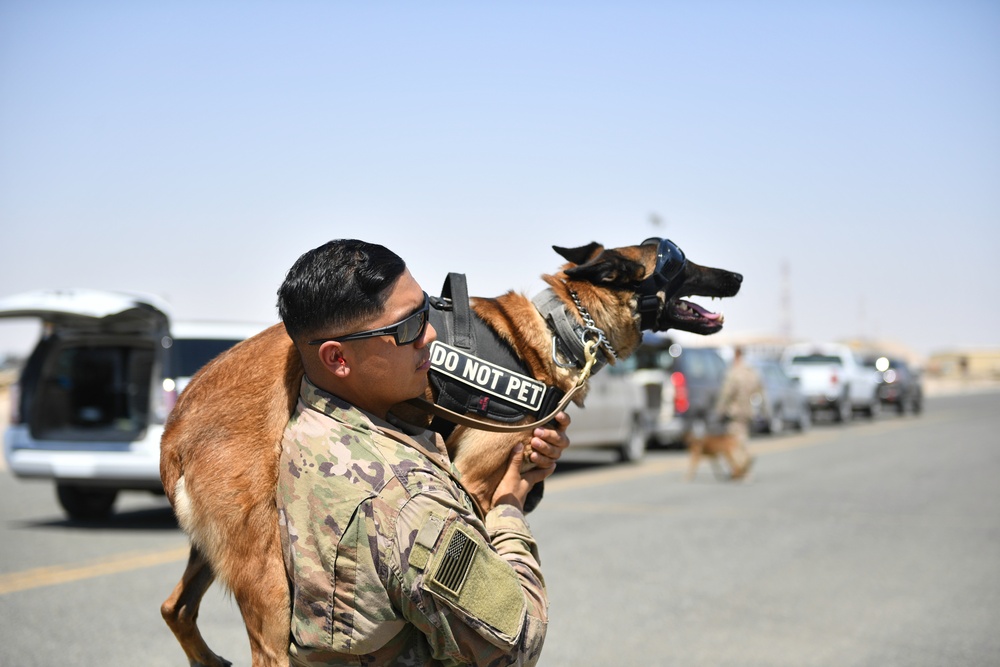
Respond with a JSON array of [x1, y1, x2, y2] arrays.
[[748, 358, 811, 434], [634, 335, 728, 445], [864, 355, 924, 415]]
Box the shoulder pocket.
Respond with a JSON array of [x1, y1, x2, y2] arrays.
[[423, 521, 527, 644]]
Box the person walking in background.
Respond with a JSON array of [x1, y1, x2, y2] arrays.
[[714, 346, 766, 479]]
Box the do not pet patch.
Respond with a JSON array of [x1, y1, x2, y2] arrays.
[[430, 341, 546, 412]]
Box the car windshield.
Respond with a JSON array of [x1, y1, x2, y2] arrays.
[[168, 338, 242, 378], [790, 354, 842, 365]]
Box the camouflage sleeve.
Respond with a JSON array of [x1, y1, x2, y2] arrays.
[[484, 503, 548, 646], [392, 486, 548, 666]]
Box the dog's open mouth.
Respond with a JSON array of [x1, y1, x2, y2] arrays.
[[666, 297, 725, 334]]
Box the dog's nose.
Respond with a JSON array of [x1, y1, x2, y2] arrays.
[[732, 272, 743, 283]]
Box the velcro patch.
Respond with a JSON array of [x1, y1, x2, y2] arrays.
[[410, 514, 445, 570], [433, 527, 477, 594], [424, 522, 527, 642], [430, 341, 546, 412]]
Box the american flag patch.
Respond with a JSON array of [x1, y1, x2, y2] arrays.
[[433, 529, 477, 594]]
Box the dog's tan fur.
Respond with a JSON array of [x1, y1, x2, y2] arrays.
[[159, 240, 741, 666], [684, 432, 753, 481]]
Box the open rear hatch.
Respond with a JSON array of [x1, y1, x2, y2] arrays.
[[0, 289, 171, 442]]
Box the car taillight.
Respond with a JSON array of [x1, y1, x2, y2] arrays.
[[153, 378, 178, 423], [8, 383, 20, 425], [671, 371, 689, 413], [830, 372, 839, 386]]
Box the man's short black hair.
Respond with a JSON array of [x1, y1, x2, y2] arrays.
[[277, 239, 407, 341]]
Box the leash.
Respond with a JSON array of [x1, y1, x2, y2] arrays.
[[407, 337, 600, 433]]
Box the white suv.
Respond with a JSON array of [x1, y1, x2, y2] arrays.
[[1, 289, 263, 520]]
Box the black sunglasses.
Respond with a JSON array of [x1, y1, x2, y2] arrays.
[[642, 237, 687, 288], [308, 293, 430, 347]]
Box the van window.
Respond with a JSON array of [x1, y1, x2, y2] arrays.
[[167, 338, 242, 378]]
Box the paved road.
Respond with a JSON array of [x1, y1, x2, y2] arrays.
[[1, 391, 998, 666]]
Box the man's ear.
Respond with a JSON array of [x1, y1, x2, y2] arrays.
[[317, 341, 351, 378]]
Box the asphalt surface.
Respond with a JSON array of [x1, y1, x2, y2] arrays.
[[1, 390, 998, 666]]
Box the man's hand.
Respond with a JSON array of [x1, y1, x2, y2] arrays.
[[527, 411, 571, 469], [491, 411, 571, 511]]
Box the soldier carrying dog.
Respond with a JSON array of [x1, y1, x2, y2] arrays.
[[275, 239, 571, 666]]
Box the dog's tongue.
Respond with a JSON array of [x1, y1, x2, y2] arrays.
[[684, 299, 723, 321]]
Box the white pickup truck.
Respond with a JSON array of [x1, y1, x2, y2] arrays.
[[780, 342, 881, 422]]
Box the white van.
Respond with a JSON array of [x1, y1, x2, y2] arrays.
[[1, 289, 264, 520]]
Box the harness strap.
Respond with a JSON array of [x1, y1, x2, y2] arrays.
[[440, 272, 474, 351], [637, 291, 661, 330]]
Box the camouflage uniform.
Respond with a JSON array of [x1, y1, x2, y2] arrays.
[[714, 358, 766, 466], [277, 377, 549, 666]]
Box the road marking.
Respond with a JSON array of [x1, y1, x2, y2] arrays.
[[0, 544, 190, 595], [0, 416, 952, 594]]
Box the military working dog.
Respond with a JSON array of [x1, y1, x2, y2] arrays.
[[159, 238, 742, 666], [684, 430, 754, 481]]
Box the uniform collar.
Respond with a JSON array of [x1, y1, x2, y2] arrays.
[[300, 376, 458, 482]]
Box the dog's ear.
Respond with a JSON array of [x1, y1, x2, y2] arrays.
[[563, 248, 647, 287], [553, 242, 603, 266]]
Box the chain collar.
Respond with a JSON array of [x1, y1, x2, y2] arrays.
[[565, 287, 619, 362]]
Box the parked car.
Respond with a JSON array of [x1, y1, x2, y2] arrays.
[[1, 288, 263, 520], [632, 336, 728, 445], [780, 342, 881, 422], [564, 359, 654, 462], [748, 358, 811, 434], [621, 339, 675, 448], [863, 355, 924, 415]]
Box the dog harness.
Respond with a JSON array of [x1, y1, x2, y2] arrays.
[[424, 274, 567, 433]]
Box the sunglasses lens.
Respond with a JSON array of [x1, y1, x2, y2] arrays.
[[397, 313, 422, 344], [396, 298, 429, 345]]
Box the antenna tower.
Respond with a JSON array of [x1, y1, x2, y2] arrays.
[[780, 260, 792, 342]]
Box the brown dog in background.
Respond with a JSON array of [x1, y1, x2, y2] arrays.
[[158, 238, 742, 667], [684, 430, 754, 481]]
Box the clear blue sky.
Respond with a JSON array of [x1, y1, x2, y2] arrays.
[[2, 1, 998, 359]]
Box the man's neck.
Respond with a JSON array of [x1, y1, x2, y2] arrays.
[[305, 372, 390, 420]]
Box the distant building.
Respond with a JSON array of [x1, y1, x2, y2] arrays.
[[926, 349, 1000, 380]]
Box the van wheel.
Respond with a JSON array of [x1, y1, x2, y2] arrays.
[[796, 404, 812, 432], [863, 397, 881, 419], [618, 417, 647, 463], [833, 399, 851, 423], [56, 485, 118, 521], [768, 406, 785, 435]]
